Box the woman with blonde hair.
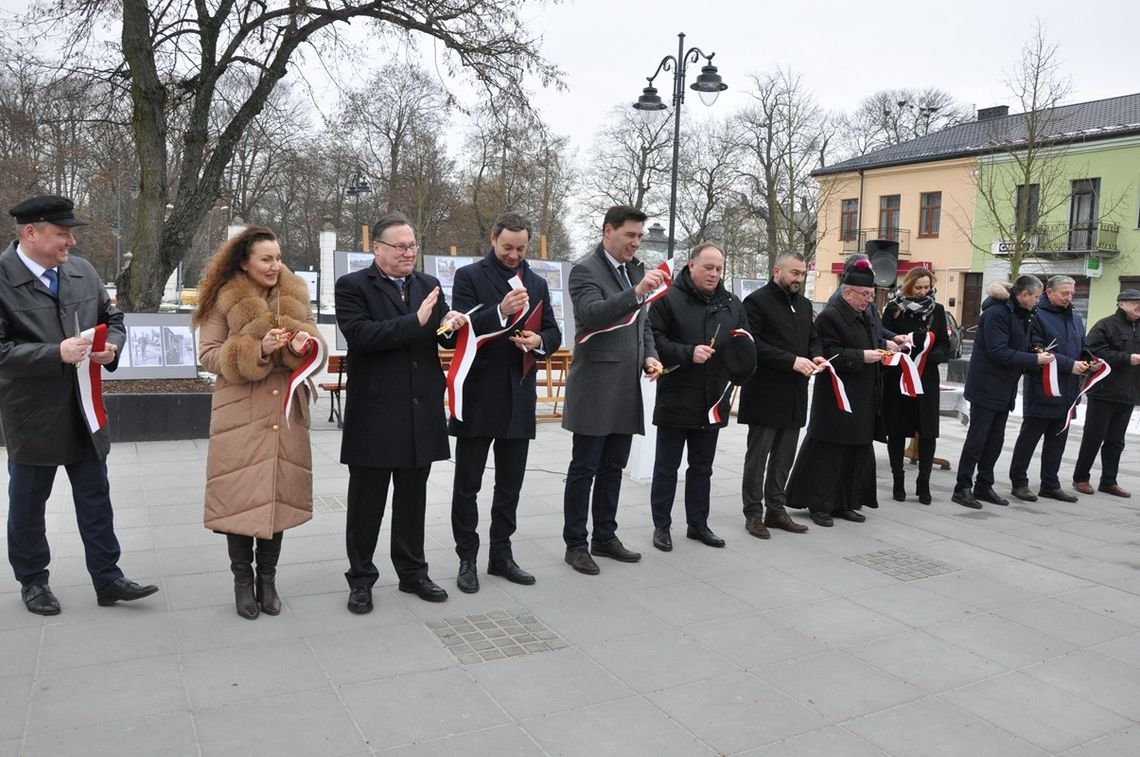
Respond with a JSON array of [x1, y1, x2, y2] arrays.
[[193, 225, 326, 619], [882, 267, 949, 504]]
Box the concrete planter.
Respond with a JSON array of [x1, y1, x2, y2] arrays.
[[105, 393, 212, 442]]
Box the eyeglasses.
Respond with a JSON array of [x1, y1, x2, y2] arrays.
[[378, 240, 418, 254], [848, 288, 875, 299]]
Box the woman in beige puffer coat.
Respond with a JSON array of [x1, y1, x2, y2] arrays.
[[194, 225, 326, 619]]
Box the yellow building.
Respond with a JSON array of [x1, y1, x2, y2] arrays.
[[814, 155, 979, 328]]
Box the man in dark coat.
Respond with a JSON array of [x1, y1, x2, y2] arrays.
[[1, 195, 157, 615], [1009, 275, 1089, 503], [827, 253, 908, 347], [952, 277, 1053, 509], [738, 251, 820, 539], [785, 259, 888, 527], [561, 205, 665, 575], [335, 211, 466, 613], [1071, 289, 1140, 498], [448, 212, 561, 593], [647, 243, 754, 552]]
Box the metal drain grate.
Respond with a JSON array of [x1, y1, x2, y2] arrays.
[[428, 611, 567, 664], [1102, 516, 1140, 534], [845, 548, 958, 581], [314, 494, 348, 513]]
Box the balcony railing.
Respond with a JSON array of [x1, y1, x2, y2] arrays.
[[1026, 222, 1120, 256], [841, 228, 911, 256]]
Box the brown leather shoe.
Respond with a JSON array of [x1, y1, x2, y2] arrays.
[[1098, 484, 1132, 498], [764, 512, 808, 534], [745, 517, 770, 539], [1073, 481, 1095, 495], [565, 549, 600, 575], [589, 539, 641, 563]]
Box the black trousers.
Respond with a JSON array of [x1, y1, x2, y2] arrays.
[[741, 425, 799, 519], [650, 426, 720, 529], [451, 436, 529, 562], [7, 441, 124, 591], [1009, 415, 1069, 490], [1073, 399, 1133, 486], [955, 406, 1010, 492], [563, 432, 632, 551], [345, 464, 430, 588]]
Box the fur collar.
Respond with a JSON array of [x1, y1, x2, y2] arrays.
[[987, 281, 1011, 301], [216, 265, 311, 336]]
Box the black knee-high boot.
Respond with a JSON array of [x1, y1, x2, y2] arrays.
[[916, 436, 936, 505], [887, 436, 907, 501], [227, 534, 258, 620], [255, 532, 283, 616]]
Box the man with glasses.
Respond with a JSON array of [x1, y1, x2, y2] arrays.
[[335, 211, 466, 614]]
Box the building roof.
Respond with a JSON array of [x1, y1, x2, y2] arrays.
[[814, 92, 1140, 177]]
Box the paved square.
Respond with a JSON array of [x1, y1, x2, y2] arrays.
[[3, 394, 1140, 756]]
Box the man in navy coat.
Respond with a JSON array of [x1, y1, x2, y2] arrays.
[[335, 211, 466, 614], [448, 212, 561, 593]]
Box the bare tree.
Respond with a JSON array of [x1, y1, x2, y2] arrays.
[[674, 117, 740, 248], [24, 0, 560, 310], [734, 69, 834, 271], [839, 87, 972, 157], [579, 105, 673, 222]]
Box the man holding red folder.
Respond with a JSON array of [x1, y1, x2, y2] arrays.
[[448, 212, 561, 593]]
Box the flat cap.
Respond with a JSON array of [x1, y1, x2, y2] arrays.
[[1118, 289, 1140, 302], [9, 195, 87, 226]]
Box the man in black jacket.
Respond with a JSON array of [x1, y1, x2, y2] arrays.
[[1072, 289, 1140, 498], [648, 243, 753, 550], [1, 195, 157, 615], [738, 251, 820, 538], [447, 212, 562, 592]]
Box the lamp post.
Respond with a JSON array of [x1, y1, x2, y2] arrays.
[[345, 167, 372, 251], [633, 33, 727, 260]]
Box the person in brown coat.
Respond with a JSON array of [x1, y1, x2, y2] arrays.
[[194, 226, 326, 619]]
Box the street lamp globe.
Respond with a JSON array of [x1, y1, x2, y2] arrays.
[[633, 85, 667, 125], [691, 63, 727, 107]]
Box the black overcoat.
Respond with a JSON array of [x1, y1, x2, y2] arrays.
[[0, 243, 125, 464], [1085, 309, 1140, 406], [447, 252, 562, 439], [963, 286, 1039, 413], [335, 263, 454, 468], [648, 268, 749, 429], [881, 301, 949, 438], [804, 298, 883, 446], [737, 280, 820, 429]]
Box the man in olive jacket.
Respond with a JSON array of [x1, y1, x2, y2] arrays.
[[738, 252, 821, 538], [1072, 289, 1140, 498], [1, 195, 157, 615]]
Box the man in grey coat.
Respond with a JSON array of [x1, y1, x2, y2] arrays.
[[1, 195, 158, 615], [561, 206, 664, 574]]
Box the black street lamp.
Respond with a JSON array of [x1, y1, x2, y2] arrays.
[[633, 32, 727, 259], [345, 167, 372, 251]]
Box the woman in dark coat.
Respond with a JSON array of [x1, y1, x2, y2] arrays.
[[881, 268, 950, 504]]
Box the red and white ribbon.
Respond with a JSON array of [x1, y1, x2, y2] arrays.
[[815, 354, 852, 414], [1041, 359, 1061, 398], [1060, 360, 1113, 432], [575, 260, 674, 344], [730, 327, 753, 342], [707, 380, 734, 424], [284, 337, 326, 427], [881, 350, 922, 398], [76, 324, 108, 434], [911, 329, 936, 377], [447, 282, 527, 421]]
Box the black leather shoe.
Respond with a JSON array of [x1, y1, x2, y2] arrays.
[[457, 560, 479, 594], [810, 512, 833, 527], [652, 527, 673, 552], [488, 558, 535, 585], [1038, 488, 1078, 503], [96, 577, 159, 606], [565, 549, 600, 575], [347, 587, 373, 614], [1011, 486, 1038, 502], [837, 510, 866, 523], [686, 524, 726, 547], [399, 577, 448, 602], [22, 583, 61, 616], [952, 489, 983, 509], [973, 486, 1008, 506], [590, 539, 641, 562]]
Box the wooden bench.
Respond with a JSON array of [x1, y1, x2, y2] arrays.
[[437, 348, 573, 421], [319, 354, 347, 428]]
